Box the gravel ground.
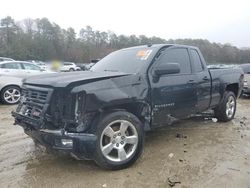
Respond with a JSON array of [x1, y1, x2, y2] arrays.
[[0, 98, 249, 188]]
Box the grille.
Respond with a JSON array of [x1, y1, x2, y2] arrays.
[[22, 89, 48, 104], [17, 86, 52, 121]]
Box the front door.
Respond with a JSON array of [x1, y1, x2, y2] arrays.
[[149, 47, 197, 127], [21, 63, 42, 77]]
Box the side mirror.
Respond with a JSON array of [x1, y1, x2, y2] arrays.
[[153, 63, 180, 82]]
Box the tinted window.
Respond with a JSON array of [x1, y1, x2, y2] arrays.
[[191, 49, 203, 72], [1, 63, 22, 69], [157, 48, 191, 74], [22, 63, 41, 70]]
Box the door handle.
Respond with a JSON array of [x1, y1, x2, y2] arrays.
[[203, 76, 209, 81], [187, 80, 195, 84]]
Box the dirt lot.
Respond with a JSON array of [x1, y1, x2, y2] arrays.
[[0, 98, 249, 188]]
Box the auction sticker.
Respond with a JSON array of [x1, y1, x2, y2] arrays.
[[136, 50, 152, 60]]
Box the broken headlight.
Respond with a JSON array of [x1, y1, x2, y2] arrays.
[[73, 91, 94, 132]]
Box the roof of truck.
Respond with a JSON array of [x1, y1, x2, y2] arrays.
[[120, 44, 199, 51]]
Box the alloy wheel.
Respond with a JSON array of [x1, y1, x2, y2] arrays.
[[226, 95, 235, 118], [100, 120, 138, 162], [4, 88, 21, 104]]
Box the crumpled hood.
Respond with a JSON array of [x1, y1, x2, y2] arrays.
[[23, 71, 131, 87]]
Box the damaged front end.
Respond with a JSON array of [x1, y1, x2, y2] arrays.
[[46, 87, 96, 132], [12, 84, 97, 160]]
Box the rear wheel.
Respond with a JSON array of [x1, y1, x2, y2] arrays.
[[69, 68, 74, 72], [239, 90, 244, 98], [94, 111, 144, 170], [0, 86, 21, 104], [214, 91, 236, 122]]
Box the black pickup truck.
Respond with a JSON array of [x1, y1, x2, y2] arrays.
[[13, 44, 244, 169]]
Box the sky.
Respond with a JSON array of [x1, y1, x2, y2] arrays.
[[0, 0, 250, 47]]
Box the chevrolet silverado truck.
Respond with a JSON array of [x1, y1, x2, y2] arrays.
[[12, 44, 244, 170]]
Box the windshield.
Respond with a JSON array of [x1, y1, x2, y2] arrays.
[[91, 48, 155, 73]]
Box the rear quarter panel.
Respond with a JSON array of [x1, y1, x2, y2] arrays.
[[209, 68, 243, 107]]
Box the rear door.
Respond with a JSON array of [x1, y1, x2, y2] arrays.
[[149, 47, 197, 127], [189, 49, 211, 112], [0, 62, 25, 77]]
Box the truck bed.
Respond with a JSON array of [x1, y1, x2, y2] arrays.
[[209, 67, 243, 107]]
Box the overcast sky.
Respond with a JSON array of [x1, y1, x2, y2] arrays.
[[1, 0, 250, 47]]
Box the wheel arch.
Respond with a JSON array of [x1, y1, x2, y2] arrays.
[[0, 84, 21, 93], [88, 101, 151, 132], [225, 83, 239, 97], [104, 102, 150, 126]]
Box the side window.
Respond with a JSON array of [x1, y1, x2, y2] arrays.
[[1, 63, 22, 69], [157, 48, 191, 74], [22, 63, 41, 70], [191, 49, 203, 72]]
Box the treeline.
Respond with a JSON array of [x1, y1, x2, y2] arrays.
[[0, 16, 250, 64]]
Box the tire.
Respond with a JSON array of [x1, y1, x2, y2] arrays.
[[214, 91, 236, 122], [69, 68, 74, 72], [93, 111, 144, 170], [0, 86, 21, 105], [239, 90, 244, 98]]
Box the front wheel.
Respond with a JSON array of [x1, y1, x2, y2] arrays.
[[214, 91, 236, 122], [94, 111, 144, 170]]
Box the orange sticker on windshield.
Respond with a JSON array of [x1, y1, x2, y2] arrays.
[[136, 50, 152, 60]]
